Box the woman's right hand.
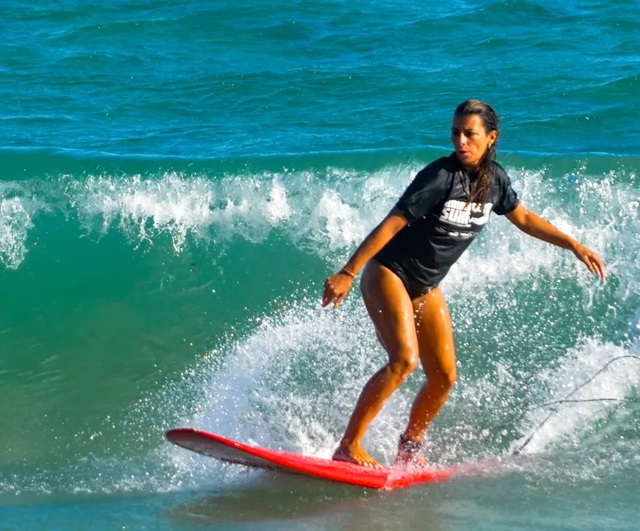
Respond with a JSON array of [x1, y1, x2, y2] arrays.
[[322, 271, 355, 308]]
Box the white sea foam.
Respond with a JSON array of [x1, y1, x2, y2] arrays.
[[0, 193, 40, 270], [512, 338, 640, 455], [173, 296, 376, 457], [2, 163, 637, 284]]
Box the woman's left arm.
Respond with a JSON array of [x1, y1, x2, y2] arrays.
[[506, 203, 606, 280]]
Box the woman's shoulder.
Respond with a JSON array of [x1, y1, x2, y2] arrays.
[[419, 153, 460, 176], [492, 158, 507, 171], [491, 159, 511, 181]]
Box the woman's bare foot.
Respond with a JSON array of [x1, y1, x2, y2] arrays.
[[393, 435, 429, 468], [332, 442, 381, 468], [394, 452, 429, 468]]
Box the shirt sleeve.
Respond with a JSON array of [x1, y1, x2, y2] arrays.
[[396, 159, 452, 223], [492, 163, 520, 215]]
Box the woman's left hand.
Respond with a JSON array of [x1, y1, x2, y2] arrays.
[[506, 205, 606, 281], [572, 243, 606, 280]]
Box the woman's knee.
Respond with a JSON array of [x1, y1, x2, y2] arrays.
[[388, 351, 419, 381], [430, 366, 457, 391]]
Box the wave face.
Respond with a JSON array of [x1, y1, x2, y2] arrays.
[[1, 1, 639, 527], [1, 150, 638, 500]]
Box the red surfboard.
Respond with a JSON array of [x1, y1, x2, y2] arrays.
[[166, 427, 462, 489]]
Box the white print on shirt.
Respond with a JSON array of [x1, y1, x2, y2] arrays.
[[439, 200, 494, 228]]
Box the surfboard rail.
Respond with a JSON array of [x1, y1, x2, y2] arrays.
[[166, 427, 460, 490]]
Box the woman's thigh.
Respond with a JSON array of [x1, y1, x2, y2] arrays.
[[412, 287, 457, 380], [360, 261, 419, 363]]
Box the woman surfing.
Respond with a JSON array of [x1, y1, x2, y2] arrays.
[[322, 99, 606, 468]]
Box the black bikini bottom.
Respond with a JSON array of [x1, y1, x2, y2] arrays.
[[373, 258, 436, 301]]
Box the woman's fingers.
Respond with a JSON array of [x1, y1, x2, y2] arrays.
[[576, 246, 606, 280], [591, 254, 606, 280], [322, 274, 353, 307]]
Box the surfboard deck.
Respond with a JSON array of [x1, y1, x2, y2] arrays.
[[166, 427, 460, 490]]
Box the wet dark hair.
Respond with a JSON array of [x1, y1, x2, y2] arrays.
[[454, 99, 500, 204]]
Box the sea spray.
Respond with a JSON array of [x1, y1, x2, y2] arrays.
[[1, 156, 638, 496]]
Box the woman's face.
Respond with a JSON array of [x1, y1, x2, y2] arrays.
[[451, 114, 498, 170]]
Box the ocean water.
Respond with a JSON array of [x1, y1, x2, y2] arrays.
[[1, 0, 639, 529]]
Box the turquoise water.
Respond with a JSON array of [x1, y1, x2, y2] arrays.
[[1, 1, 639, 529]]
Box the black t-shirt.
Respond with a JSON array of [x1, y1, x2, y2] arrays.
[[375, 154, 519, 297]]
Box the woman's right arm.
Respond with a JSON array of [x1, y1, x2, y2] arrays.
[[322, 207, 408, 308]]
